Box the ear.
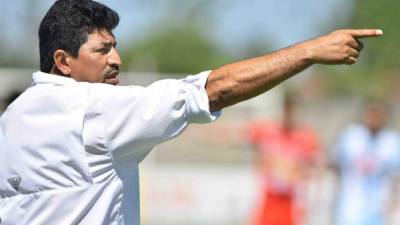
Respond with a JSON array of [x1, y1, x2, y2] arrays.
[[53, 50, 72, 76]]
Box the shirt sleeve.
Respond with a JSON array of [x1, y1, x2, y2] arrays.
[[87, 71, 221, 161]]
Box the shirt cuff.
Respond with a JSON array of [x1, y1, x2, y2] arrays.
[[182, 70, 222, 124]]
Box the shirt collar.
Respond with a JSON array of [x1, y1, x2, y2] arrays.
[[32, 71, 78, 86]]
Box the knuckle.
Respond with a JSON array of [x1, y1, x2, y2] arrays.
[[349, 57, 357, 64], [345, 35, 354, 43], [339, 54, 347, 61], [343, 52, 351, 60], [343, 46, 352, 55]]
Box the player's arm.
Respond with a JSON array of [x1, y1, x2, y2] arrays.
[[206, 29, 382, 111]]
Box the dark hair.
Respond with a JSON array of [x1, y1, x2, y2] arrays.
[[39, 0, 119, 72]]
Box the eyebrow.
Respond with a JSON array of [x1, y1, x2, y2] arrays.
[[89, 41, 117, 52], [101, 41, 117, 47]]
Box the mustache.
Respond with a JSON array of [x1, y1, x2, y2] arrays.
[[106, 64, 120, 76], [110, 64, 119, 71]]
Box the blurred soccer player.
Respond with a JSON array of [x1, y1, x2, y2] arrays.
[[331, 99, 400, 225], [247, 92, 319, 225]]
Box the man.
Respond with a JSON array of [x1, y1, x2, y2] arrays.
[[0, 0, 382, 224], [247, 92, 319, 225], [331, 99, 400, 225]]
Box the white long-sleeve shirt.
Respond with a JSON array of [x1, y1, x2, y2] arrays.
[[0, 71, 220, 225]]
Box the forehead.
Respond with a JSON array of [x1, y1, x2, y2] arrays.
[[86, 29, 116, 46]]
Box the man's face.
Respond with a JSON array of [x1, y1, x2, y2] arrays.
[[68, 28, 121, 85], [363, 103, 389, 133]]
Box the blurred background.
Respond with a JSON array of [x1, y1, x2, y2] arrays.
[[1, 0, 400, 225]]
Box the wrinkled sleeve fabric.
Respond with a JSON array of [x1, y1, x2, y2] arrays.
[[88, 71, 221, 161]]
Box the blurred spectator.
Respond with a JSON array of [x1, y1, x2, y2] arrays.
[[1, 90, 22, 112], [246, 91, 320, 225], [331, 99, 400, 225]]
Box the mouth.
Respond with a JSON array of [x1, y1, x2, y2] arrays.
[[105, 70, 120, 85]]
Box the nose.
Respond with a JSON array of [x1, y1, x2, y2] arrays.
[[108, 47, 122, 67]]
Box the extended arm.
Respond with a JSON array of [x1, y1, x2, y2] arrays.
[[206, 29, 382, 111]]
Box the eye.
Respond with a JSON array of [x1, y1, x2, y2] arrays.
[[97, 46, 111, 54]]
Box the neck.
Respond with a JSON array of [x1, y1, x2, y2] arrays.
[[49, 67, 69, 77]]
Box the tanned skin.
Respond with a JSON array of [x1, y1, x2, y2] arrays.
[[206, 29, 382, 111]]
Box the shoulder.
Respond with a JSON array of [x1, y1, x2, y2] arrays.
[[340, 124, 367, 137], [379, 128, 400, 142]]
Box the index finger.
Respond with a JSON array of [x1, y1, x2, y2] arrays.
[[344, 29, 383, 38]]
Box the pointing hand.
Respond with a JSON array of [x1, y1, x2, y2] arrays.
[[303, 29, 383, 65]]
